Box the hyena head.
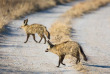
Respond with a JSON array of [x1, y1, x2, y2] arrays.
[[45, 40, 54, 52], [20, 19, 28, 29]]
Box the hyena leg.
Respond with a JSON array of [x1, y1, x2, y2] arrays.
[[76, 51, 80, 64], [39, 35, 43, 43], [61, 55, 66, 65], [57, 55, 65, 67], [57, 56, 62, 67], [32, 34, 38, 43], [43, 35, 46, 44], [24, 34, 30, 43]]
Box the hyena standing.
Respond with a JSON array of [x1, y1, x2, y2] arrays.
[[45, 40, 87, 67], [20, 19, 50, 44]]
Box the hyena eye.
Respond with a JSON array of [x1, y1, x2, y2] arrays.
[[50, 45, 54, 48]]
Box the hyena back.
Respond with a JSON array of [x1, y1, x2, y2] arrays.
[[45, 40, 87, 67], [21, 19, 50, 44]]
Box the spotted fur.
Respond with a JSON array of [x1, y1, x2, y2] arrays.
[[21, 19, 50, 44], [45, 40, 87, 67]]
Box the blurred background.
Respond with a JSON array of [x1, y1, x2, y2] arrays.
[[0, 0, 74, 31]]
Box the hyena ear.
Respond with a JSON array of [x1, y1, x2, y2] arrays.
[[24, 19, 28, 25], [47, 40, 54, 48], [25, 19, 28, 23], [24, 20, 26, 24]]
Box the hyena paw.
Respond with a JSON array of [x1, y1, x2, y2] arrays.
[[24, 42, 27, 43], [35, 41, 38, 43], [56, 66, 59, 68], [62, 63, 66, 66]]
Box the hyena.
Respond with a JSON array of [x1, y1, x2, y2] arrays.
[[45, 40, 87, 67], [20, 19, 50, 44]]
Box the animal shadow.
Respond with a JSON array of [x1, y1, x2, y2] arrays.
[[84, 64, 110, 68]]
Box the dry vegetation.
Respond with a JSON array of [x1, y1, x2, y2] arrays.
[[0, 0, 74, 32], [50, 0, 110, 44]]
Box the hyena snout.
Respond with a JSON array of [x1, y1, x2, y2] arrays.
[[45, 49, 49, 52]]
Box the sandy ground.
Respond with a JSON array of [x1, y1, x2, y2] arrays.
[[0, 1, 82, 74], [72, 4, 110, 74]]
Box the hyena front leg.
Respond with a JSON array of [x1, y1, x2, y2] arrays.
[[43, 35, 46, 44], [57, 56, 61, 67], [24, 34, 30, 43], [32, 34, 38, 43], [57, 55, 65, 67], [61, 55, 66, 66]]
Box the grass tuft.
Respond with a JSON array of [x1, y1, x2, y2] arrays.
[[50, 0, 110, 43]]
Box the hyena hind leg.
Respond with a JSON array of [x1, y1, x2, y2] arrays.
[[76, 52, 80, 64], [32, 34, 38, 43], [24, 34, 30, 43]]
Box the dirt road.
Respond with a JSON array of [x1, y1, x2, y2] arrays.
[[72, 4, 110, 74]]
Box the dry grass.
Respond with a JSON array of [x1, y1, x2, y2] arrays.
[[0, 0, 74, 32], [50, 0, 110, 44], [50, 21, 72, 44]]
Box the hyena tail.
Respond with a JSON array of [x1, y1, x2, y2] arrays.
[[79, 45, 88, 61], [44, 27, 50, 39]]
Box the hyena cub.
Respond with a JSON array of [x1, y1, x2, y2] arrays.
[[21, 19, 50, 44], [45, 40, 87, 67]]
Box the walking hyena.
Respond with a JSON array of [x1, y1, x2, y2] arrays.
[[20, 19, 50, 44], [45, 40, 87, 67]]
